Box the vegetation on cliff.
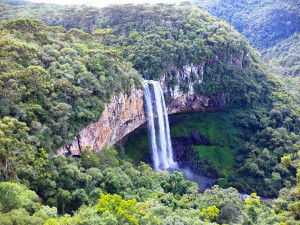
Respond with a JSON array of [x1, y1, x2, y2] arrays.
[[0, 1, 270, 108], [0, 1, 300, 224], [0, 17, 140, 156]]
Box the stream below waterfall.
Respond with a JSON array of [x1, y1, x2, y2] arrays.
[[170, 167, 212, 192]]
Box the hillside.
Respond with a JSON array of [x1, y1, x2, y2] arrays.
[[262, 33, 300, 96], [263, 33, 300, 77], [191, 0, 300, 97], [0, 2, 300, 224], [192, 0, 300, 50]]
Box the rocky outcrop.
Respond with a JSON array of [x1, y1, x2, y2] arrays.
[[57, 64, 226, 156], [167, 93, 225, 114], [161, 63, 204, 99], [57, 87, 146, 155], [162, 63, 225, 114]]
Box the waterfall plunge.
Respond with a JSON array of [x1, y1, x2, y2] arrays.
[[143, 80, 177, 170]]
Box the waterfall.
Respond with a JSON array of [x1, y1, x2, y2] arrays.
[[143, 80, 177, 170]]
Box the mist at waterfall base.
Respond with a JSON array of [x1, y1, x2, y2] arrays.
[[143, 80, 211, 192]]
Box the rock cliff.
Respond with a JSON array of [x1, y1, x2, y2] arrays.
[[57, 65, 226, 156], [57, 88, 146, 155]]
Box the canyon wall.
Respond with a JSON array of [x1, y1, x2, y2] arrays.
[[57, 64, 226, 156]]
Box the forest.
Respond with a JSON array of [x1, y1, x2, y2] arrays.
[[193, 0, 300, 97], [0, 0, 300, 224]]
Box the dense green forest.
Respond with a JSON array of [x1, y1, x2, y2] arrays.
[[0, 1, 300, 224], [192, 0, 300, 96], [192, 0, 300, 50], [262, 33, 300, 97], [263, 33, 300, 78]]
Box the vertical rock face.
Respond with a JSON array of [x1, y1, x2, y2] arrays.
[[160, 63, 225, 114], [57, 87, 146, 155], [56, 64, 226, 156], [161, 63, 204, 99]]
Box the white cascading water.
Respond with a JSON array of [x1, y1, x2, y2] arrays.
[[143, 80, 177, 170]]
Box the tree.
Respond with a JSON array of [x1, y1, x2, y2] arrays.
[[92, 28, 115, 45], [4, 18, 45, 34], [81, 148, 100, 169], [57, 164, 80, 190], [0, 182, 40, 213], [200, 205, 220, 222], [161, 171, 198, 195], [98, 146, 119, 169], [97, 193, 138, 225], [102, 167, 132, 194], [281, 155, 293, 167], [0, 116, 35, 180], [66, 28, 93, 42], [0, 208, 44, 225], [55, 189, 71, 214], [71, 189, 88, 211], [244, 193, 261, 223], [20, 66, 52, 101], [278, 153, 300, 220]]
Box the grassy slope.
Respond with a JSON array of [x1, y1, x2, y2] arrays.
[[170, 111, 243, 180]]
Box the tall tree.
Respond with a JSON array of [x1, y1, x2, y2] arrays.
[[0, 116, 35, 180]]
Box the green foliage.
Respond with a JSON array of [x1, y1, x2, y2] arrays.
[[55, 189, 71, 214], [97, 193, 138, 225], [200, 205, 220, 222], [235, 90, 300, 196], [244, 193, 261, 209], [161, 171, 198, 195], [126, 98, 300, 197], [93, 28, 114, 45], [170, 112, 240, 145], [81, 148, 100, 169], [193, 0, 300, 50], [0, 208, 45, 225], [273, 153, 300, 222], [0, 18, 141, 158], [263, 33, 300, 77], [281, 155, 292, 167], [170, 111, 240, 181], [97, 146, 120, 169], [0, 182, 40, 213], [0, 2, 299, 224], [123, 129, 149, 165], [102, 167, 133, 194], [263, 33, 300, 97], [4, 18, 45, 34], [0, 155, 294, 224], [193, 0, 300, 99], [0, 116, 35, 180], [193, 146, 235, 177], [0, 2, 265, 108]]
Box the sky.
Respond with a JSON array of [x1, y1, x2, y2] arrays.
[[30, 0, 179, 8]]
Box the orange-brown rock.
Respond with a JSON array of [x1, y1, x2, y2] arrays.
[[57, 87, 146, 155]]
